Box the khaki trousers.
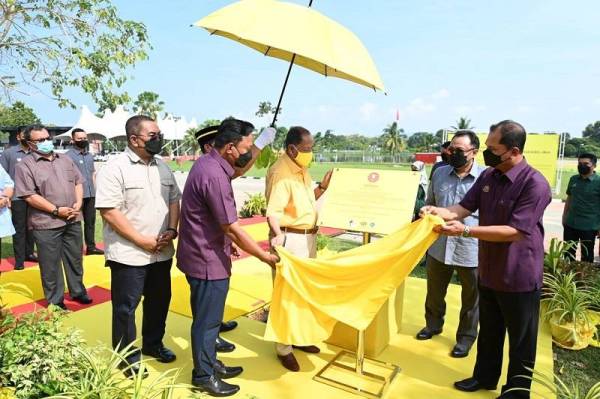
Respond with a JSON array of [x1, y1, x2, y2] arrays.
[[272, 231, 317, 356]]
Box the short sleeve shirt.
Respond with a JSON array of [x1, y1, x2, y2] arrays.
[[95, 147, 181, 266], [15, 152, 84, 230], [460, 159, 551, 292], [564, 173, 600, 231], [0, 146, 31, 201], [176, 150, 238, 280], [66, 148, 95, 198]]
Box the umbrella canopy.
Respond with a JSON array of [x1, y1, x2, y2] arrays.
[[195, 0, 385, 92]]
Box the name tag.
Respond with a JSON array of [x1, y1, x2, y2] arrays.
[[17, 158, 21, 162], [79, 160, 84, 164]]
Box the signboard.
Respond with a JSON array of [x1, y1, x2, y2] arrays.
[[317, 168, 420, 235], [453, 133, 560, 188]]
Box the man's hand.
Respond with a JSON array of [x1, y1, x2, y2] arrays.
[[320, 170, 333, 190], [231, 244, 241, 258], [254, 127, 277, 150], [419, 205, 439, 218], [270, 234, 286, 248], [72, 202, 82, 212], [436, 220, 466, 236], [156, 230, 177, 252], [262, 252, 280, 269], [136, 235, 159, 253], [57, 206, 78, 220], [0, 196, 9, 209]]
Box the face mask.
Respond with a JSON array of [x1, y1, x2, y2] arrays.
[[234, 149, 252, 168], [35, 139, 54, 155], [578, 164, 592, 175], [483, 148, 509, 168], [144, 136, 163, 155], [448, 151, 469, 169], [294, 148, 313, 168], [441, 153, 449, 163], [74, 140, 89, 150]]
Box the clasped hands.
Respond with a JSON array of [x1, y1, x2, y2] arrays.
[[137, 229, 177, 254], [57, 202, 82, 221], [419, 205, 465, 236]]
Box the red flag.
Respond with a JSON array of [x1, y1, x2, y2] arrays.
[[395, 108, 400, 121]]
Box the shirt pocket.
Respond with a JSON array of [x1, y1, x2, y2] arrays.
[[123, 179, 145, 206], [160, 178, 175, 204], [497, 198, 516, 223]]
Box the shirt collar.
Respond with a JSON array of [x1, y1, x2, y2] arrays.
[[209, 148, 235, 178], [282, 153, 304, 174], [497, 158, 528, 183], [125, 146, 157, 165], [578, 172, 598, 181], [32, 151, 59, 162], [448, 161, 482, 178]]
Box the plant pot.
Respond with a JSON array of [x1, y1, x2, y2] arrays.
[[549, 315, 594, 350]]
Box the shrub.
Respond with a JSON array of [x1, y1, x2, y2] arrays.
[[239, 192, 267, 218], [316, 234, 330, 251]]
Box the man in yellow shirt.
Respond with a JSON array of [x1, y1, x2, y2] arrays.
[[265, 126, 332, 372]]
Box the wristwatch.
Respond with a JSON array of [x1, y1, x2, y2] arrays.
[[166, 227, 178, 239], [52, 207, 59, 217], [462, 225, 471, 238]]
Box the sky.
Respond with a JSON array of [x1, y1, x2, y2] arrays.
[[14, 0, 600, 137]]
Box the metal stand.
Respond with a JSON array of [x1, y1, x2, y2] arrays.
[[313, 232, 400, 398], [313, 330, 400, 399]]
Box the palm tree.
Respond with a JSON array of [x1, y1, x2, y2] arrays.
[[382, 122, 406, 155], [451, 117, 474, 130], [132, 91, 165, 119]]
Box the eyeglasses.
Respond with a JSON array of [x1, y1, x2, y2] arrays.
[[136, 132, 163, 140], [448, 147, 475, 154], [29, 137, 51, 144]]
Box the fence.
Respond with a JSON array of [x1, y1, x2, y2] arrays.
[[313, 151, 414, 164]]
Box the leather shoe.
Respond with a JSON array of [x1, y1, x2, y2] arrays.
[[293, 345, 320, 353], [25, 254, 38, 262], [416, 327, 442, 340], [71, 294, 93, 305], [192, 375, 240, 397], [454, 377, 497, 392], [219, 320, 238, 333], [86, 247, 104, 255], [277, 352, 300, 372], [13, 263, 24, 271], [51, 302, 67, 310], [450, 343, 470, 358], [214, 360, 243, 379], [142, 345, 176, 363], [120, 363, 149, 380], [215, 336, 235, 353]]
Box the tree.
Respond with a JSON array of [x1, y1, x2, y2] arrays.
[[255, 101, 280, 117], [407, 132, 438, 151], [0, 101, 40, 126], [582, 121, 600, 142], [382, 122, 406, 155], [132, 91, 165, 119], [451, 117, 474, 130], [0, 0, 151, 109], [183, 118, 220, 155]]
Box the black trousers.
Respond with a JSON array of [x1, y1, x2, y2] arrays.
[[33, 222, 86, 305], [424, 255, 479, 347], [187, 276, 229, 382], [563, 224, 596, 263], [82, 197, 97, 249], [11, 200, 34, 266], [109, 258, 172, 364], [473, 285, 541, 399]]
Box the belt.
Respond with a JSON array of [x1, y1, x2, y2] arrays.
[[282, 226, 318, 235]]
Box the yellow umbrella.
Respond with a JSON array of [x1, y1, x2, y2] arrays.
[[194, 0, 385, 124]]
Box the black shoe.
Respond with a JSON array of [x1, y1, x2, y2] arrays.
[[416, 327, 442, 340], [120, 362, 149, 380], [86, 247, 105, 255], [141, 345, 177, 363], [450, 343, 470, 358], [454, 377, 497, 392], [219, 320, 238, 333], [214, 360, 243, 379], [215, 336, 235, 353], [51, 302, 67, 310], [13, 263, 24, 271], [192, 375, 240, 397], [25, 254, 38, 262], [71, 294, 93, 305]]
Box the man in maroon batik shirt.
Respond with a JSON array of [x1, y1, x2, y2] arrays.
[[421, 120, 551, 399]]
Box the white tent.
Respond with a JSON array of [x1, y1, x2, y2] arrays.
[[58, 105, 105, 139]]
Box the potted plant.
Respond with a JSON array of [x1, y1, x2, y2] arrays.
[[239, 192, 267, 218]]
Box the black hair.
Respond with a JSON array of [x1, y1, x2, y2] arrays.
[[490, 120, 526, 152], [71, 128, 85, 138], [125, 115, 154, 138], [213, 118, 253, 149], [453, 130, 480, 149], [23, 124, 48, 141], [285, 126, 311, 148], [441, 141, 451, 149], [579, 153, 597, 166]]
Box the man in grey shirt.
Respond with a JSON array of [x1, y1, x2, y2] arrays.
[[66, 128, 103, 255], [0, 126, 37, 269], [416, 130, 485, 358]]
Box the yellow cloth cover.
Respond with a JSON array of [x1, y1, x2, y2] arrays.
[[265, 214, 443, 345]]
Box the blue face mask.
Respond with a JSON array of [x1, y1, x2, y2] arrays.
[[35, 139, 54, 155]]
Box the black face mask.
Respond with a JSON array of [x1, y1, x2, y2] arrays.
[[235, 150, 252, 168], [74, 140, 89, 150], [483, 148, 509, 168], [441, 153, 449, 163], [448, 151, 469, 169], [578, 164, 592, 175], [144, 136, 163, 155]]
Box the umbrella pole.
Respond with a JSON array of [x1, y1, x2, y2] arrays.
[[270, 0, 314, 127]]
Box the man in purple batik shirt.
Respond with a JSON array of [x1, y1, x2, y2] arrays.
[[421, 120, 551, 399], [177, 119, 278, 398]]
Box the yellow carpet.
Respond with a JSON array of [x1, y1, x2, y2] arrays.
[[62, 277, 554, 399]]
